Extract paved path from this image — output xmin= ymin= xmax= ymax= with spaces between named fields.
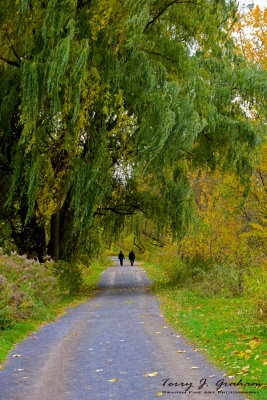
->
xmin=0 ymin=258 xmax=248 ymax=400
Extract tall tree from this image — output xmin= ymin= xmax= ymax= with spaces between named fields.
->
xmin=0 ymin=0 xmax=266 ymax=260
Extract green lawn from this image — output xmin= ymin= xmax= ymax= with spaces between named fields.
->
xmin=143 ymin=261 xmax=267 ymax=400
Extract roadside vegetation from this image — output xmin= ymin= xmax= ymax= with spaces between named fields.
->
xmin=0 ymin=250 xmax=109 ymax=365
xmin=141 ymin=253 xmax=266 ymax=400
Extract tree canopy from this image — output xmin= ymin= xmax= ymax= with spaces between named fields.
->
xmin=0 ymin=0 xmax=266 ymax=260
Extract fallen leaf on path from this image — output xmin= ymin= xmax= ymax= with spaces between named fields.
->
xmin=209 ymin=375 xmax=216 ymax=378
xmin=145 ymin=372 xmax=158 ymax=377
xmin=156 ymin=332 xmax=161 ymax=334
xmin=156 ymin=392 xmax=164 ymax=396
xmin=191 ymin=366 xmax=199 ymax=369
xmin=108 ymin=378 xmax=117 ymax=382
xmin=14 ymin=368 xmax=24 ymax=371
xmin=13 ymin=354 xmax=21 ymax=357
xmin=162 ymin=326 xmax=167 ymax=328
xmin=176 ymin=350 xmax=186 ymax=353
xmin=95 ymin=369 xmax=103 ymax=372
xmin=72 ymin=333 xmax=78 ymax=336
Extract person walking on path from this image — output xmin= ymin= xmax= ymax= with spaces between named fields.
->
xmin=118 ymin=250 xmax=125 ymax=266
xmin=129 ymin=250 xmax=135 ymax=266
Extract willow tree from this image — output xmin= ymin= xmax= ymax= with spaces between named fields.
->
xmin=0 ymin=0 xmax=266 ymax=260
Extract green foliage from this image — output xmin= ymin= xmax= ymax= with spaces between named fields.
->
xmin=0 ymin=250 xmax=108 ymax=363
xmin=0 ymin=0 xmax=266 ymax=260
xmin=54 ymin=261 xmax=82 ymax=294
xmin=143 ymin=261 xmax=267 ymax=400
xmin=0 ymin=250 xmax=58 ymax=330
xmin=244 ymin=267 xmax=267 ymax=321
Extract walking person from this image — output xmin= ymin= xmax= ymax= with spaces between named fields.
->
xmin=128 ymin=250 xmax=135 ymax=266
xmin=118 ymin=250 xmax=125 ymax=266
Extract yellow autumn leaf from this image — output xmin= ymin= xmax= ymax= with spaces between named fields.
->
xmin=108 ymin=378 xmax=118 ymax=382
xmin=176 ymin=350 xmax=186 ymax=353
xmin=13 ymin=354 xmax=22 ymax=357
xmin=249 ymin=340 xmax=260 ymax=349
xmin=191 ymin=366 xmax=199 ymax=369
xmin=145 ymin=372 xmax=158 ymax=377
xmin=156 ymin=393 xmax=164 ymax=396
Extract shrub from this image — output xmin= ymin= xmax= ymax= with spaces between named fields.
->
xmin=0 ymin=250 xmax=60 ymax=330
xmin=54 ymin=261 xmax=82 ymax=294
xmin=243 ymin=266 xmax=267 ymax=321
xmin=191 ymin=263 xmax=241 ymax=297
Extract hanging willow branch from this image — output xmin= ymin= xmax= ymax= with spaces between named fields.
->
xmin=143 ymin=0 xmax=199 ymax=33
xmin=0 ymin=55 xmax=20 ymax=67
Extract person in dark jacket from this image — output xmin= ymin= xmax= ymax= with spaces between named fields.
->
xmin=128 ymin=250 xmax=135 ymax=266
xmin=118 ymin=251 xmax=125 ymax=266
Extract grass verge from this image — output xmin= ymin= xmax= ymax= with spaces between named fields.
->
xmin=143 ymin=261 xmax=267 ymax=400
xmin=0 ymin=254 xmax=110 ymax=366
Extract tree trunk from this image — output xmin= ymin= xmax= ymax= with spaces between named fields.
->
xmin=48 ymin=212 xmax=60 ymax=261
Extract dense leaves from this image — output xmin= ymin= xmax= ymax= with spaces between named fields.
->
xmin=0 ymin=0 xmax=266 ymax=260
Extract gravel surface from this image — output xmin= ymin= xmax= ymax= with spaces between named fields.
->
xmin=0 ymin=258 xmax=249 ymax=400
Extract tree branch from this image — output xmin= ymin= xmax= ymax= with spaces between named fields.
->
xmin=256 ymin=168 xmax=267 ymax=194
xmin=142 ymin=49 xmax=172 ymax=62
xmin=144 ymin=1 xmax=197 ymax=33
xmin=202 ymin=132 xmax=212 ymax=141
xmin=0 ymin=55 xmax=20 ymax=67
xmin=11 ymin=46 xmax=22 ymax=64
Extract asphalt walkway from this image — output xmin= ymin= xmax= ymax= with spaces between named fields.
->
xmin=0 ymin=258 xmax=247 ymax=400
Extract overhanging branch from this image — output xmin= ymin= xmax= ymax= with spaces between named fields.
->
xmin=0 ymin=55 xmax=20 ymax=67
xmin=144 ymin=1 xmax=198 ymax=33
